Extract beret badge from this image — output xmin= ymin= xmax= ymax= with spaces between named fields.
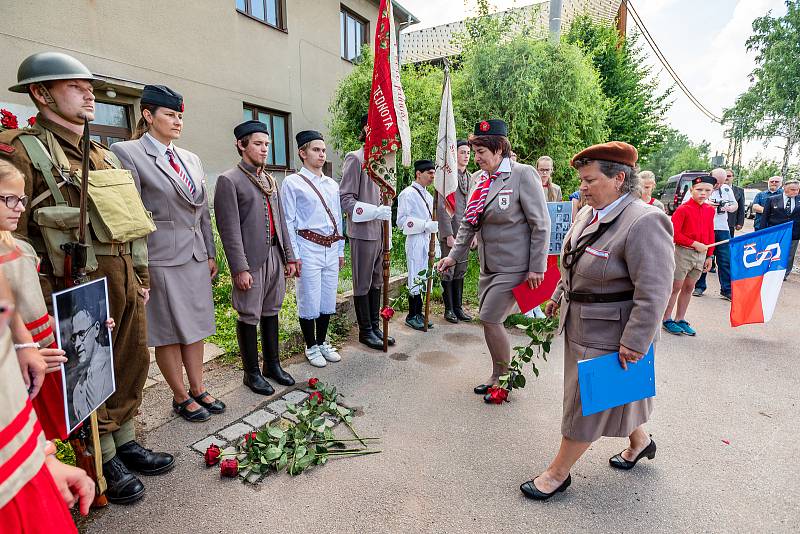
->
xmin=479 ymin=121 xmax=490 ymax=132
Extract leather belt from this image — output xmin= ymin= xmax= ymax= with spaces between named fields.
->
xmin=94 ymin=242 xmax=131 ymax=256
xmin=567 ymin=290 xmax=634 ymax=303
xmin=297 ymin=229 xmax=344 ymax=248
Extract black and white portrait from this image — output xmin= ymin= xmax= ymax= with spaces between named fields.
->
xmin=54 ymin=278 xmax=115 ymax=433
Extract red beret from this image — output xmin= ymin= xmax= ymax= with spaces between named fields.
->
xmin=570 ymin=141 xmax=638 ymax=168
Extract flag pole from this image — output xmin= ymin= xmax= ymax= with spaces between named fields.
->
xmin=382 ymin=194 xmax=391 ymax=352
xmin=424 ymin=191 xmax=438 ymax=331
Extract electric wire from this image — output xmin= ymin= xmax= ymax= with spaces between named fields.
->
xmin=627 ymin=1 xmax=722 ymax=123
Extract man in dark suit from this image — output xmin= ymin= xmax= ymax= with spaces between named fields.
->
xmin=763 ymin=179 xmax=800 ymax=280
xmin=726 ymin=169 xmax=745 ymax=236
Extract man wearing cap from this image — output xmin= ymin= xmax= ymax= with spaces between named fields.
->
xmin=214 ymin=120 xmax=298 ymax=394
xmin=437 ymin=140 xmax=474 ymax=324
xmin=437 ymin=119 xmax=550 ymax=402
xmin=526 ymin=141 xmax=673 ymax=501
xmin=398 ymin=160 xmax=440 ymax=331
xmin=339 ymin=114 xmax=394 ymax=349
xmin=0 ymin=52 xmax=173 ymax=504
xmin=281 ymin=130 xmax=345 ymax=368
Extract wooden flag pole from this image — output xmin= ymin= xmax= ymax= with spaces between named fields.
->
xmin=382 ymin=193 xmax=391 ymax=353
xmin=423 ymin=191 xmax=438 ymax=332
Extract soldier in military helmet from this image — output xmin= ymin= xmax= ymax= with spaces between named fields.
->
xmin=1 ymin=52 xmax=174 ymax=505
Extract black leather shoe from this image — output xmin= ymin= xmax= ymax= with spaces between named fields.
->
xmin=473 ymin=384 xmax=491 ymax=395
xmin=190 ymin=391 xmax=226 ymax=414
xmin=368 ymin=288 xmax=395 ymax=346
xmin=609 ymin=439 xmax=656 ymax=470
xmin=520 ymin=474 xmax=571 ymax=501
xmin=102 ymin=456 xmax=145 ymax=505
xmin=260 ymin=315 xmax=295 ymax=386
xmin=243 ymin=373 xmax=275 ymax=396
xmin=172 ymin=397 xmax=211 ymax=422
xmin=116 ymin=440 xmax=176 ymax=476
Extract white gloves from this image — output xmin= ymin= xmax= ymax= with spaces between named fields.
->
xmin=424 ymin=221 xmax=439 ymax=233
xmin=351 ymin=202 xmax=391 ymax=222
xmin=401 ymin=217 xmax=427 ymax=235
xmin=375 ymin=205 xmax=392 ymax=221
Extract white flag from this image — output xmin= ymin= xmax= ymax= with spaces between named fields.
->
xmin=434 ymin=65 xmax=458 ymax=216
xmin=388 ymin=0 xmax=411 ymax=167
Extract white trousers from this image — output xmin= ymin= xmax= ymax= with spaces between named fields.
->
xmin=405 ymin=232 xmax=439 ymax=295
xmin=296 ymin=237 xmax=340 ymax=319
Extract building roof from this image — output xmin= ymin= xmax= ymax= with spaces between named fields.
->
xmin=392 ymin=1 xmax=420 ymax=25
xmin=400 ymin=0 xmax=622 ymax=64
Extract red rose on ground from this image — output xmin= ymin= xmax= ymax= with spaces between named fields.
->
xmin=486 ymin=386 xmax=509 ymax=404
xmin=26 ymin=116 xmax=36 ymax=126
xmin=380 ymin=306 xmax=395 ymax=320
xmin=308 ymin=391 xmax=323 ymax=404
xmin=1 ymin=109 xmax=19 ymax=129
xmin=204 ymin=444 xmax=221 ymax=466
xmin=220 ymin=458 xmax=239 ymax=477
xmin=479 ymin=121 xmax=490 ymax=132
xmin=308 ymin=377 xmax=319 ymax=388
xmin=244 ymin=431 xmax=257 ymax=444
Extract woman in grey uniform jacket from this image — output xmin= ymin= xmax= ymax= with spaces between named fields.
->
xmin=111 ymin=85 xmax=223 ymax=422
xmin=437 ymin=119 xmax=550 ymax=401
xmin=521 ymin=142 xmax=674 ymax=501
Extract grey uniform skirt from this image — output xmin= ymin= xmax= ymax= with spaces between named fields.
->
xmin=477 ymin=270 xmax=527 ymax=323
xmin=561 ymin=333 xmax=654 ymax=442
xmin=146 ymin=258 xmax=215 ymax=346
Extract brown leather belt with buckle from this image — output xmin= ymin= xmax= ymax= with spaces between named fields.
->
xmin=297 ymin=229 xmax=344 ymax=248
xmin=567 ymin=290 xmax=634 ymax=303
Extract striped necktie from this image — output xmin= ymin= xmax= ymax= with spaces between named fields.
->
xmin=165 ymin=148 xmax=196 ymax=197
xmin=463 ymin=172 xmax=498 ymax=226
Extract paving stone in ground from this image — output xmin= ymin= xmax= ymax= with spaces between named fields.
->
xmin=242 ymin=409 xmax=278 ymax=429
xmin=217 ymin=422 xmax=254 ymax=442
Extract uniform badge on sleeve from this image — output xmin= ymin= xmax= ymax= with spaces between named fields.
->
xmin=407 ymin=221 xmax=414 ymax=228
xmin=356 ymin=207 xmax=363 ymax=215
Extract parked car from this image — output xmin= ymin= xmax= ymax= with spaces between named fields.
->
xmin=744 ymin=188 xmax=760 ymax=219
xmin=658 ymin=171 xmax=709 ymax=214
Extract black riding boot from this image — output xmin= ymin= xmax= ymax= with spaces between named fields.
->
xmin=453 ymin=278 xmax=472 ymax=321
xmin=260 ymin=315 xmax=294 ymax=386
xmin=368 ymin=287 xmax=395 ymax=346
xmin=237 ymin=321 xmax=274 ymax=395
xmin=354 ymin=295 xmax=384 ymax=349
xmin=441 ymin=280 xmax=458 ymax=323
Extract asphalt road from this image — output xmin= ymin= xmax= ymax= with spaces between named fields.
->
xmin=87 ymin=240 xmax=800 ymax=534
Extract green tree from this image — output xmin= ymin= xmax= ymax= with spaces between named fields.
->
xmin=725 ymin=0 xmax=800 ymax=175
xmin=565 ymin=15 xmax=673 ymax=163
xmin=739 ymin=156 xmax=781 ymax=186
xmin=454 ymin=14 xmax=610 ymax=193
xmin=327 ymin=48 xmax=443 ymax=192
xmin=642 ymin=127 xmax=711 ymax=181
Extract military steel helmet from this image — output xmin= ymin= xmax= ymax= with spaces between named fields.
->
xmin=9 ymin=52 xmax=99 ymax=93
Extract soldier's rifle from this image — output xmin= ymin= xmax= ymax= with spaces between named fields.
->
xmin=65 ymin=116 xmax=108 ymax=508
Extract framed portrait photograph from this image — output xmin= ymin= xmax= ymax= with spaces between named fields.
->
xmin=53 ymin=278 xmax=115 ymax=433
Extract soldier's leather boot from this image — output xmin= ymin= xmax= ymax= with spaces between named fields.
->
xmin=102 ymin=456 xmax=145 ymax=505
xmin=355 ymin=295 xmax=384 ymax=350
xmin=441 ymin=280 xmax=459 ymax=323
xmin=237 ymin=321 xmax=274 ymax=395
xmin=453 ymin=278 xmax=472 ymax=321
xmin=260 ymin=315 xmax=294 ymax=386
xmin=368 ymin=287 xmax=395 ymax=346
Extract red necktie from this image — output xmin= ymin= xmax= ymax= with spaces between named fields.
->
xmin=464 ymin=172 xmax=499 ymax=226
xmin=165 ymin=149 xmax=196 ymax=197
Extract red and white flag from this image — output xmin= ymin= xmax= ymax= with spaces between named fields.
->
xmin=434 ymin=64 xmax=458 ymax=216
xmin=365 ymin=0 xmax=411 ymax=199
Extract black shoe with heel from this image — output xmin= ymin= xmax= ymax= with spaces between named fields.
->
xmin=609 ymin=439 xmax=656 ymax=470
xmin=116 ymin=440 xmax=175 ymax=475
xmin=473 ymin=384 xmax=491 ymax=395
xmin=190 ymin=391 xmax=225 ymax=414
xmin=520 ymin=474 xmax=572 ymax=501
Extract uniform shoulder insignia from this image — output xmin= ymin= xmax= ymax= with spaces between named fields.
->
xmin=0 ymin=143 xmax=15 ymax=155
